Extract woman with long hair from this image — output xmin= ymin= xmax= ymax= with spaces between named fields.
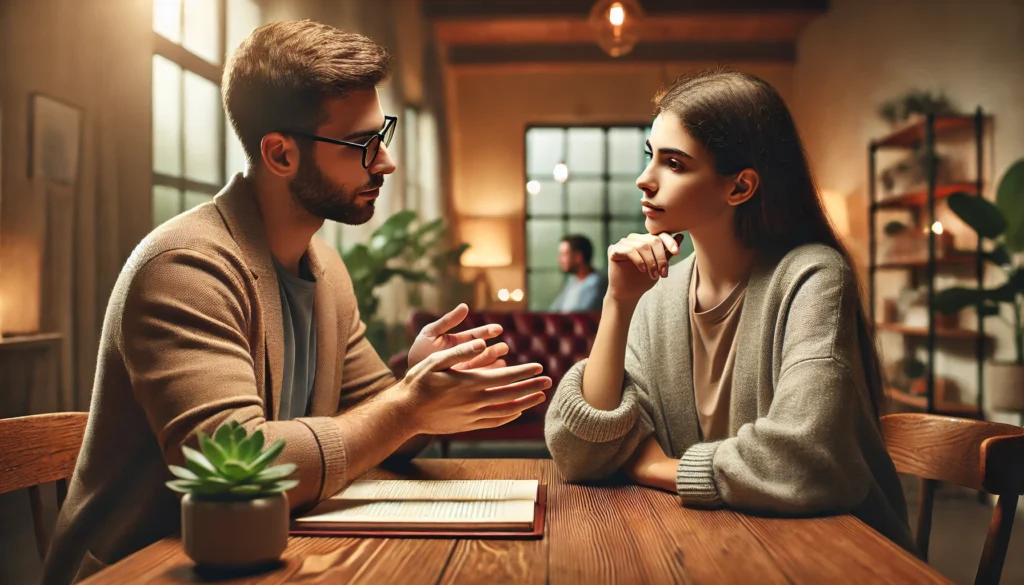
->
xmin=544 ymin=69 xmax=915 ymax=553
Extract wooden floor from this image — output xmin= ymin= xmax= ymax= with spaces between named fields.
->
xmin=2 ymin=441 xmax=1022 ymax=585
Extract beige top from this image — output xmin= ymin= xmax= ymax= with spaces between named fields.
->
xmin=688 ymin=265 xmax=747 ymax=441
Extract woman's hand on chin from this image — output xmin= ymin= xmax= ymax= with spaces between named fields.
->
xmin=607 ymin=232 xmax=685 ymax=301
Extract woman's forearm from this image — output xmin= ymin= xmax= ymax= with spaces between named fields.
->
xmin=581 ymin=296 xmax=639 ymax=410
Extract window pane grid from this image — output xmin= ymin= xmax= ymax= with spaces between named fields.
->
xmin=525 ymin=125 xmax=652 ymax=309
xmin=152 ymin=0 xmax=256 ymax=226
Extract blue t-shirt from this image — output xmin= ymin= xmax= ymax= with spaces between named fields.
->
xmin=548 ymin=272 xmax=607 ymax=313
xmin=273 ymin=255 xmax=317 ymax=420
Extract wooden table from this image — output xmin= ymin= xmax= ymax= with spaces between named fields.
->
xmin=84 ymin=459 xmax=952 ymax=584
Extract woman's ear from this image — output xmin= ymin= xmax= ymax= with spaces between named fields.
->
xmin=728 ymin=169 xmax=760 ymax=206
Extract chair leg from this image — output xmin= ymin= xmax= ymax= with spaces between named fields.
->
xmin=915 ymin=478 xmax=936 ymax=562
xmin=28 ymin=485 xmax=49 ymax=561
xmin=974 ymin=494 xmax=1018 ymax=585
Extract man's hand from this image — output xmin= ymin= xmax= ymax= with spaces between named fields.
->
xmin=625 ymin=435 xmax=679 ymax=493
xmin=397 ymin=339 xmax=552 ymax=436
xmin=407 ymin=303 xmax=508 ymax=372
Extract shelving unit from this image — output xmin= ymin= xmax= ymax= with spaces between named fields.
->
xmin=868 ymin=111 xmax=988 ymax=417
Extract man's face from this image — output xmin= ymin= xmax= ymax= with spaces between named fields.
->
xmin=557 ymin=241 xmax=580 ymax=273
xmin=289 ymin=89 xmax=397 ymax=225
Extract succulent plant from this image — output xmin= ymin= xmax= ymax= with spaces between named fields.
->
xmin=166 ymin=421 xmax=298 ymax=500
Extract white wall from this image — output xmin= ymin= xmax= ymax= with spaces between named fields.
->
xmin=792 ymin=0 xmax=1024 ymax=425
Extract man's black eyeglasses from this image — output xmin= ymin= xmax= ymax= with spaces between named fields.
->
xmin=282 ymin=115 xmax=397 ymax=168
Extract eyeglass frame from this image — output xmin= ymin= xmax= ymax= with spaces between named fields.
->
xmin=279 ymin=115 xmax=398 ymax=169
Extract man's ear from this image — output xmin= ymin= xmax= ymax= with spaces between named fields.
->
xmin=260 ymin=133 xmax=301 ymax=178
xmin=727 ymin=168 xmax=760 ymax=206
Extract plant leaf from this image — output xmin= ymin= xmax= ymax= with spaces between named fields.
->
xmin=984 ymin=245 xmax=1011 ymax=268
xmin=247 ymin=438 xmax=286 ymax=475
xmin=199 ymin=433 xmax=229 ymax=471
xmin=947 ymin=191 xmax=1006 ymax=240
xmin=980 ymin=303 xmax=1001 ymax=317
xmin=264 ymin=479 xmax=300 ymax=494
xmin=222 ymin=460 xmax=253 ymax=482
xmin=168 ymin=465 xmax=199 ymax=481
xmin=995 ymin=159 xmax=1024 ymax=251
xmin=231 ymin=424 xmax=247 ymax=453
xmin=214 ymin=423 xmax=233 ymax=451
xmin=182 ymin=446 xmax=217 ymax=478
xmin=166 ymin=479 xmax=202 ymax=493
xmin=253 ymin=463 xmax=296 ymax=484
xmin=239 ymin=430 xmax=264 ymax=463
xmin=933 ymin=287 xmax=980 ymax=315
xmin=228 ymin=484 xmax=263 ymax=497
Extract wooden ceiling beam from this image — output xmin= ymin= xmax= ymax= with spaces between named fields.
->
xmin=423 ymin=0 xmax=829 ymax=19
xmin=446 ymin=41 xmax=796 ymax=66
xmin=434 ymin=13 xmax=820 ymax=45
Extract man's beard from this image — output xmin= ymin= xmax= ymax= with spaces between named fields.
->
xmin=289 ymin=160 xmax=384 ymax=226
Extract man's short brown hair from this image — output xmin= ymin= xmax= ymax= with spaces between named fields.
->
xmin=223 ymin=19 xmax=392 ymax=167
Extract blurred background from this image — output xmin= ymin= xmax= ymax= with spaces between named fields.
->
xmin=1 ymin=1 xmax=1023 ymax=583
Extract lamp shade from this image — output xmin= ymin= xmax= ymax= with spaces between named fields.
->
xmin=459 ymin=218 xmax=514 ymax=268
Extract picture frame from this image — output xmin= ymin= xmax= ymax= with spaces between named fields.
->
xmin=28 ymin=93 xmax=83 ymax=186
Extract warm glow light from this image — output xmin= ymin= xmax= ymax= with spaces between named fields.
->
xmin=608 ymin=3 xmax=625 ymax=25
xmin=510 ymin=289 xmax=525 ymax=302
xmin=553 ymin=163 xmax=569 ymax=183
xmin=526 ymin=180 xmax=541 ymax=195
xmin=932 ymin=221 xmax=944 ymax=234
xmin=497 ymin=288 xmax=511 ymax=302
xmin=459 ymin=218 xmax=514 ymax=268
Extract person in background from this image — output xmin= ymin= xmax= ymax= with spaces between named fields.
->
xmin=548 ymin=234 xmax=608 ymax=313
xmin=544 ymin=69 xmax=916 ymax=554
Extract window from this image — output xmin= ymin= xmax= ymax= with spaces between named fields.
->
xmin=151 ymin=0 xmax=261 ymax=227
xmin=527 ymin=125 xmax=695 ymax=311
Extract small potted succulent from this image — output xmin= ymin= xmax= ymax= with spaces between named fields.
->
xmin=166 ymin=421 xmax=297 ymax=568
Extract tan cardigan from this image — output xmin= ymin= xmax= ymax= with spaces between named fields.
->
xmin=42 ymin=175 xmax=396 ymax=584
xmin=545 ymin=244 xmax=917 ymax=554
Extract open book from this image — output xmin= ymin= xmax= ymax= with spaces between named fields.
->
xmin=291 ymin=479 xmax=544 ymax=536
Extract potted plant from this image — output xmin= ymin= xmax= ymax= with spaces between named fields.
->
xmin=934 ymin=159 xmax=1024 ymax=412
xmin=166 ymin=421 xmax=298 ymax=568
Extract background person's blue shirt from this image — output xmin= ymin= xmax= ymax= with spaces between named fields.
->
xmin=548 ymin=272 xmax=607 ymax=313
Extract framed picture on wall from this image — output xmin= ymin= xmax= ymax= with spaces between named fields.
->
xmin=28 ymin=93 xmax=83 ymax=186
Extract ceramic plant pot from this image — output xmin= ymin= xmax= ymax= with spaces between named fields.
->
xmin=181 ymin=493 xmax=288 ymax=568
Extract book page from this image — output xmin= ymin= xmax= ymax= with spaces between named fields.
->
xmin=335 ymin=479 xmax=539 ymax=502
xmin=298 ymin=499 xmax=536 ymax=527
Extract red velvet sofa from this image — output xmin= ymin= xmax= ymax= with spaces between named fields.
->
xmin=388 ymin=311 xmax=600 ymax=455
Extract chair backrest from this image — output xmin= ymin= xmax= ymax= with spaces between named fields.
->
xmin=0 ymin=412 xmax=89 ymax=560
xmin=881 ymin=413 xmax=1024 ymax=585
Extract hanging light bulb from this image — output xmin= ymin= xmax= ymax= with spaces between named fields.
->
xmin=526 ymin=180 xmax=541 ymax=195
xmin=588 ymin=0 xmax=644 ymax=58
xmin=553 ymin=162 xmax=569 ymax=183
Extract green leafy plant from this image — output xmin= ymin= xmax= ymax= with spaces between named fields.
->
xmin=877 ymin=89 xmax=958 ymax=126
xmin=934 ymin=159 xmax=1024 ymax=363
xmin=166 ymin=421 xmax=298 ymax=500
xmin=341 ymin=210 xmax=471 ymax=356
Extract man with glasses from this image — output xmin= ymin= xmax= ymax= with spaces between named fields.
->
xmin=42 ymin=21 xmax=550 ymax=584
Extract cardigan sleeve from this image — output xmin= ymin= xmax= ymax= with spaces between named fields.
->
xmin=544 ymin=296 xmax=659 ymax=481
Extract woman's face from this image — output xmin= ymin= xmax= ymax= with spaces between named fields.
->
xmin=636 ymin=112 xmax=736 ymax=236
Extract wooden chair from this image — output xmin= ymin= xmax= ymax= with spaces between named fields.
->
xmin=881 ymin=413 xmax=1024 ymax=585
xmin=0 ymin=412 xmax=88 ymax=560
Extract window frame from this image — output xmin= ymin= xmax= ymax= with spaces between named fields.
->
xmin=523 ymin=123 xmax=652 ymax=310
xmin=152 ymin=0 xmax=228 ymax=220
